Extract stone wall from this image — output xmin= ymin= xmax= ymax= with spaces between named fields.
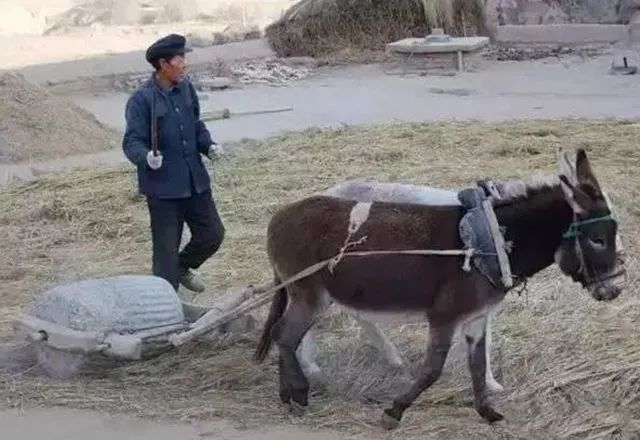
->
xmin=486 ymin=0 xmax=640 ymax=26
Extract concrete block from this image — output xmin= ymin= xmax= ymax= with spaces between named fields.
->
xmin=386 ymin=37 xmax=490 ymax=54
xmin=496 ymin=24 xmax=628 ymax=44
xmin=631 ymin=23 xmax=640 ymax=42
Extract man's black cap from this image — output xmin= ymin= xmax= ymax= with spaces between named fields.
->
xmin=145 ymin=33 xmax=192 ymax=65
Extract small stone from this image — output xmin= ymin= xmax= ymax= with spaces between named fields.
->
xmin=187 ymin=31 xmax=215 ymax=48
xmin=200 ymin=77 xmax=232 ymax=90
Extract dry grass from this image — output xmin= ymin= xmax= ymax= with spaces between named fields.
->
xmin=0 ymin=72 xmax=121 ymax=164
xmin=1 ymin=120 xmax=640 ymax=439
xmin=265 ymin=0 xmax=487 ymax=58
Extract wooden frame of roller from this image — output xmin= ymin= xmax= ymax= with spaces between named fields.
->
xmin=12 ymin=284 xmax=266 ymax=360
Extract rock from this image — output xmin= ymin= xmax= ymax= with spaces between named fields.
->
xmin=282 ymin=56 xmax=319 ymax=68
xmin=187 ymin=30 xmax=215 ymax=48
xmin=199 ymin=77 xmax=233 ymax=90
xmin=27 ymin=275 xmax=185 ymax=334
xmin=0 ymin=3 xmax=46 ymax=36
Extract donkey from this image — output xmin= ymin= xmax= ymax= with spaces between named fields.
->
xmin=301 ymin=175 xmax=625 ymax=393
xmin=254 ymin=149 xmax=625 ymax=427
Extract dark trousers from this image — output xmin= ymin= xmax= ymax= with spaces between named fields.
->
xmin=146 ymin=190 xmax=225 ymax=290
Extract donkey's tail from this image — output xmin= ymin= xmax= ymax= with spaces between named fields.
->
xmin=253 ymin=276 xmax=288 ymax=363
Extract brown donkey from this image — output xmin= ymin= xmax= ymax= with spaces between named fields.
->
xmin=254 ymin=149 xmax=625 ymax=428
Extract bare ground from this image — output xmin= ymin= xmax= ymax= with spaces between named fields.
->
xmin=0 ymin=408 xmax=343 ymax=440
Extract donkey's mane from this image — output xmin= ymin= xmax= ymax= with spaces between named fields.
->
xmin=494 ymin=174 xmax=560 ymax=203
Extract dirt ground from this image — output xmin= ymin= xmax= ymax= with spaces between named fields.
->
xmin=74 ymin=51 xmax=640 ymax=140
xmin=2 ymin=43 xmax=639 ymax=186
xmin=1 ymin=408 xmax=343 ymax=440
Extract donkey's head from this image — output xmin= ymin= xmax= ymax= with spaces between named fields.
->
xmin=555 ymin=149 xmax=625 ymax=301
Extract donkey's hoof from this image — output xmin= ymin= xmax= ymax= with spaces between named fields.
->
xmin=380 ymin=410 xmax=401 ymax=431
xmin=308 ymin=370 xmax=328 ymax=390
xmin=478 ymin=405 xmax=504 ymax=423
xmin=486 ymin=378 xmax=504 ymax=393
xmin=279 ymin=390 xmax=291 ymax=405
xmin=289 ymin=401 xmax=308 ymax=417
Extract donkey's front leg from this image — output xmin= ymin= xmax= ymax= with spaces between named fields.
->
xmin=381 ymin=322 xmax=456 ymax=430
xmin=464 ymin=315 xmax=504 ymax=423
xmin=297 ymin=329 xmax=322 ymax=377
xmin=353 ymin=315 xmax=404 ymax=369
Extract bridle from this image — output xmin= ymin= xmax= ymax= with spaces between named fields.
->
xmin=562 ymin=213 xmax=614 ymax=240
xmin=562 ymin=213 xmax=625 ymax=287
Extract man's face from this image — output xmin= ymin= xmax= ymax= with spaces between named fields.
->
xmin=159 ymin=54 xmax=186 ymax=84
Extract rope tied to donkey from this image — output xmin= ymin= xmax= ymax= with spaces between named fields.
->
xmin=328 ymin=201 xmax=476 ymax=274
xmin=330 ymin=247 xmax=476 ymax=272
xmin=171 ymin=246 xmax=478 ymax=346
xmin=328 ymin=235 xmax=368 ymax=274
xmin=328 ymin=237 xmax=476 ymax=275
xmin=329 ymin=202 xmax=372 ymax=274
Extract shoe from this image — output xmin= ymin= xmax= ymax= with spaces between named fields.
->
xmin=179 ymin=268 xmax=206 ymax=293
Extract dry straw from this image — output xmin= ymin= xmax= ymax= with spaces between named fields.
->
xmin=265 ymin=0 xmax=487 ymax=57
xmin=0 ymin=72 xmax=120 ymax=163
xmin=0 ymin=120 xmax=639 ymax=439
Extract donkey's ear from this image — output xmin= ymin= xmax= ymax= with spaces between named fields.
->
xmin=560 ymin=174 xmax=590 ymax=214
xmin=575 ymin=149 xmax=603 ymax=196
xmin=557 ymin=148 xmax=577 ymax=184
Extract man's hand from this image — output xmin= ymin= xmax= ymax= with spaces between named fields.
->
xmin=147 ymin=150 xmax=163 ymax=170
xmin=207 ymin=143 xmax=225 ymax=161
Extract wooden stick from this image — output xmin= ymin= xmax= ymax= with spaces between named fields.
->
xmin=201 ymin=107 xmax=293 ymax=122
xmin=151 ymin=88 xmax=159 ymax=156
xmin=14 ymin=315 xmax=143 ymax=359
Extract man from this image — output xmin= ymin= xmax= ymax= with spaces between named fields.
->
xmin=122 ymin=33 xmax=225 ymax=294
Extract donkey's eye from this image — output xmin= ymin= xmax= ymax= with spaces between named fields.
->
xmin=590 ymin=238 xmax=606 ymax=248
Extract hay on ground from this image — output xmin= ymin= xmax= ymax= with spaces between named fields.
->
xmin=0 ymin=72 xmax=121 ymax=163
xmin=0 ymin=120 xmax=639 ymax=439
xmin=265 ymin=0 xmax=487 ymax=57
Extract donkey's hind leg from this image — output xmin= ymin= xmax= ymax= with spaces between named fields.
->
xmin=272 ymin=286 xmax=329 ymax=414
xmin=464 ymin=314 xmax=504 ymax=423
xmin=381 ymin=321 xmax=456 ymax=430
xmin=485 ymin=313 xmax=504 ymax=393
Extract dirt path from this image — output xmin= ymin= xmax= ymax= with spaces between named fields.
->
xmin=16 ymin=39 xmax=273 ymax=86
xmin=2 ymin=50 xmax=639 ymax=186
xmin=75 ymin=52 xmax=640 ymax=140
xmin=1 ymin=408 xmax=345 ymax=440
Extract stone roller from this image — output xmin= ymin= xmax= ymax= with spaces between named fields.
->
xmin=13 ymin=275 xmax=257 ymax=379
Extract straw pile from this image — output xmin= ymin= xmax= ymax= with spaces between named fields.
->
xmin=265 ymin=0 xmax=487 ymax=57
xmin=0 ymin=72 xmax=120 ymax=163
xmin=0 ymin=120 xmax=639 ymax=439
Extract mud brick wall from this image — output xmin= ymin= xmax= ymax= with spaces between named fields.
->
xmin=486 ymin=0 xmax=640 ymax=26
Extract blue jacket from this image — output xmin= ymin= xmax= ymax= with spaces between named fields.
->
xmin=122 ymin=76 xmax=215 ymax=199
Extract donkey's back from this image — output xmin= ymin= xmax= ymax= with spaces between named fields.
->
xmin=325 ymin=179 xmax=460 ymax=206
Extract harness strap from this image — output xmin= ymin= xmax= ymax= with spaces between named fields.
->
xmin=170 ymin=247 xmax=477 ymax=346
xmin=563 ymin=214 xmax=614 ymax=239
xmin=481 ymin=199 xmax=513 ymax=289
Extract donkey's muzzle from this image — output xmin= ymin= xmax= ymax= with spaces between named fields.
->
xmin=590 ymin=268 xmax=626 ymax=301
